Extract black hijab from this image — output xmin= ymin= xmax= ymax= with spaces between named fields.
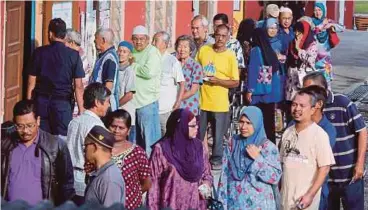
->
xmin=252 ymin=28 xmax=279 ymax=73
xmin=237 ymin=18 xmax=256 ymax=45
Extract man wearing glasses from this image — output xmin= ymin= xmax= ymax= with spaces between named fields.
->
xmin=1 ymin=100 xmax=75 ymax=206
xmin=83 ymin=125 xmax=125 ymax=207
xmin=66 ymin=82 xmax=111 ymax=205
xmin=196 ymin=24 xmax=239 ymax=170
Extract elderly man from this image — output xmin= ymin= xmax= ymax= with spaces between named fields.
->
xmin=131 ymin=25 xmax=162 ymax=155
xmin=303 ymin=72 xmax=367 ymax=210
xmin=66 ymin=83 xmax=111 ymax=205
xmin=279 ymin=6 xmax=294 ymax=49
xmin=90 ymin=28 xmax=119 ymax=112
xmin=197 ymin=24 xmax=239 ymax=170
xmin=257 ymin=4 xmax=280 ymax=28
xmin=212 ymin=13 xmax=245 ymax=74
xmin=191 ymin=15 xmax=215 ymax=57
xmin=27 ymin=18 xmax=85 ymax=139
xmin=152 ymin=31 xmax=185 ymax=135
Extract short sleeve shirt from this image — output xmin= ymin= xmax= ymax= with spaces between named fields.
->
xmin=196 ymin=45 xmax=239 ymax=112
xmin=180 ymin=57 xmax=203 ymax=116
xmin=118 ymin=65 xmax=136 ymax=125
xmin=279 ymin=123 xmax=335 ymax=210
xmin=159 ymin=52 xmax=185 ymax=114
xmin=226 ymin=37 xmax=245 ymax=69
xmin=28 ymin=41 xmax=85 ymax=97
xmin=85 ymin=161 xmax=125 ymax=207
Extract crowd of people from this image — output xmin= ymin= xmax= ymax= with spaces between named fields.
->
xmin=1 ymin=2 xmax=367 ymax=210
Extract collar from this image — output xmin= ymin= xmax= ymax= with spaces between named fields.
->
xmin=119 ymin=63 xmax=131 ymax=71
xmin=326 ymin=90 xmax=334 ymax=104
xmin=84 ymin=110 xmax=102 ymax=120
xmin=90 ymin=161 xmax=114 ymax=177
xmin=98 ymin=46 xmax=115 ymax=58
xmin=280 ymin=27 xmax=293 ymax=34
xmin=317 ymin=114 xmax=329 ymax=127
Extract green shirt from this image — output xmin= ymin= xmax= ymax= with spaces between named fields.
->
xmin=132 ymin=44 xmax=162 ymax=108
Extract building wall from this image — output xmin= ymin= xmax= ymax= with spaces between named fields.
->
xmin=233 ymin=0 xmax=244 ymax=37
xmin=124 ymin=1 xmax=146 ymax=40
xmin=217 ymin=1 xmax=234 ymax=26
xmin=244 ymin=1 xmax=263 ymax=20
xmin=0 ymin=1 xmax=4 ymax=121
xmin=175 ymin=1 xmax=193 ymax=38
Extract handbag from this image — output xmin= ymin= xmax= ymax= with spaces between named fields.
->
xmin=328 ymin=28 xmax=340 ymax=48
xmin=253 ymin=48 xmax=273 ymax=95
xmin=207 ymin=185 xmax=224 ymax=210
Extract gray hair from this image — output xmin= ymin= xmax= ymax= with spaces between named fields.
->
xmin=154 ymin=31 xmax=171 ymax=45
xmin=65 ymin=29 xmax=81 ymax=46
xmin=293 ymin=89 xmax=318 ymax=107
xmin=303 ymin=72 xmax=328 ymax=90
xmin=175 ymin=35 xmax=196 ymax=53
xmin=95 ymin=28 xmax=115 ymax=45
xmin=192 ymin=15 xmax=209 ymax=28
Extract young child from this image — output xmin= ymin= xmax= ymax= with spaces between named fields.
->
xmin=117 ymin=41 xmax=136 ymax=142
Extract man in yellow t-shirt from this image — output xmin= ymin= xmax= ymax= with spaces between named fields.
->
xmin=196 ymin=24 xmax=239 ymax=169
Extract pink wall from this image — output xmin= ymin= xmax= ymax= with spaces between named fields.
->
xmin=0 ymin=1 xmax=4 ymax=119
xmin=243 ymin=1 xmax=263 ymax=20
xmin=124 ymin=1 xmax=146 ymax=40
xmin=175 ymin=1 xmax=193 ymax=38
xmin=217 ymin=1 xmax=234 ymax=25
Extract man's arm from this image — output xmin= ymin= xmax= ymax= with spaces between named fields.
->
xmin=298 ymin=165 xmax=330 ymax=208
xmin=353 ymin=128 xmax=367 ymax=181
xmin=207 ymin=77 xmax=239 ymax=88
xmin=119 ymin=92 xmax=134 ymax=107
xmin=173 ymin=82 xmax=185 ymax=110
xmin=132 ymin=49 xmax=161 ymax=79
xmin=27 ymin=75 xmax=36 ymax=99
xmin=74 ymin=78 xmax=85 ymax=114
xmin=101 ymin=60 xmax=116 ymax=91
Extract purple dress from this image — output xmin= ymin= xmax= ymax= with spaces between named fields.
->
xmin=147 ymin=143 xmax=213 ymax=210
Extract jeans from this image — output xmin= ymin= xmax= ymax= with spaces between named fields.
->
xmin=327 ymin=179 xmax=364 ymax=210
xmin=128 ymin=125 xmax=136 ymax=143
xmin=36 ymin=96 xmax=72 ymax=136
xmin=136 ymin=101 xmax=161 ymax=156
xmin=199 ymin=110 xmax=229 ymax=165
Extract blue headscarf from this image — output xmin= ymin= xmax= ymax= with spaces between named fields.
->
xmin=312 ymin=2 xmax=328 ymax=43
xmin=266 ymin=18 xmax=279 ymax=29
xmin=229 ymin=106 xmax=268 ymax=181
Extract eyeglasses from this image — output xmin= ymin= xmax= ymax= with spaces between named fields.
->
xmin=15 ymin=122 xmax=37 ymax=131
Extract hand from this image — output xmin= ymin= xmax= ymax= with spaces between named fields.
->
xmin=323 ymin=18 xmax=329 ymax=25
xmin=246 ymin=144 xmax=261 ymax=159
xmin=84 ymin=162 xmax=95 ymax=174
xmin=246 ymin=92 xmax=252 ymax=103
xmin=207 ymin=76 xmax=219 ymax=85
xmin=295 ymin=39 xmax=301 ymax=51
xmin=172 ymin=102 xmax=181 ymax=110
xmin=352 ymin=164 xmax=364 ymax=182
xmin=128 ymin=56 xmax=135 ymax=65
xmin=297 ymin=193 xmax=314 ymax=209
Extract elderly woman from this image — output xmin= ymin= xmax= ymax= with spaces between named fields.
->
xmin=218 ymin=106 xmax=282 ymax=210
xmin=147 ymin=109 xmax=212 ymax=210
xmin=175 ymin=35 xmax=203 ymax=117
xmin=104 ymin=109 xmax=151 ymax=210
xmin=246 ymin=18 xmax=287 ymax=143
xmin=286 ymin=21 xmax=318 ymax=101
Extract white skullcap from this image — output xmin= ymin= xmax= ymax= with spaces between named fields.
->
xmin=132 ymin=25 xmax=148 ymax=35
xmin=266 ymin=4 xmax=280 ymax=18
xmin=280 ymin=6 xmax=293 ymax=14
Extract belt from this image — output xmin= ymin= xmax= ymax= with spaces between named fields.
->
xmin=36 ymin=92 xmax=72 ymax=101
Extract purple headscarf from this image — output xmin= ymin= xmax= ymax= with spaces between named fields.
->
xmin=160 ymin=109 xmax=204 ymax=183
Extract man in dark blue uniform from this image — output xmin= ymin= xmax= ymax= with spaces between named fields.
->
xmin=27 ymin=18 xmax=85 ymax=138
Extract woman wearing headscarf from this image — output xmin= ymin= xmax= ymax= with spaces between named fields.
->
xmin=147 ymin=109 xmax=212 ymax=210
xmin=217 ymin=106 xmax=282 ymax=210
xmin=311 ymin=2 xmax=342 ymax=89
xmin=236 ymin=18 xmax=256 ymax=86
xmin=245 ymin=18 xmax=287 ymax=143
xmin=286 ymin=20 xmax=318 ymax=101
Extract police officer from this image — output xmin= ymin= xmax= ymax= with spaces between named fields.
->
xmin=27 ymin=18 xmax=85 ymax=139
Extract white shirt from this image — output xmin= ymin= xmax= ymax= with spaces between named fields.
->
xmin=118 ymin=64 xmax=136 ymax=125
xmin=158 ymin=51 xmax=185 ymax=114
xmin=66 ymin=110 xmax=106 ymax=196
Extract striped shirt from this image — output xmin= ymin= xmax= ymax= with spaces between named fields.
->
xmin=324 ymin=92 xmax=366 ymax=183
xmin=66 ymin=110 xmax=106 ymax=196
